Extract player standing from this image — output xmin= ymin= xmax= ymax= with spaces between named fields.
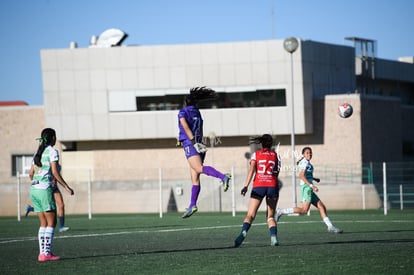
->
xmin=29 ymin=128 xmax=74 ymax=261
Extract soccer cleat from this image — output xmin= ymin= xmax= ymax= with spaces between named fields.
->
xmin=38 ymin=253 xmax=61 ymax=262
xmin=328 ymin=226 xmax=343 ymax=234
xmin=38 ymin=254 xmax=47 ymax=262
xmin=275 ymin=208 xmax=283 ymax=222
xmin=59 ymin=227 xmax=70 ymax=232
xmin=234 ymin=231 xmax=247 ymax=248
xmin=45 ymin=253 xmax=61 ymax=261
xmin=25 ymin=205 xmax=34 ymax=217
xmin=222 ymin=173 xmax=231 ymax=192
xmin=270 ymin=235 xmax=279 ymax=246
xmin=182 ymin=205 xmax=198 ymax=218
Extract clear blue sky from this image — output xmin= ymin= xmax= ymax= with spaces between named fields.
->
xmin=0 ymin=0 xmax=412 ymax=106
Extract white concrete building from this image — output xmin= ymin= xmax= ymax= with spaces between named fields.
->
xmin=1 ymin=36 xmax=413 ymax=216
xmin=40 ymin=39 xmax=355 ymax=142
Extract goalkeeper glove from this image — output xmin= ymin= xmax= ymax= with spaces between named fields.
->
xmin=191 ymin=137 xmax=207 ymax=153
xmin=241 ymin=186 xmax=248 ymax=196
xmin=194 ymin=143 xmax=207 ymax=153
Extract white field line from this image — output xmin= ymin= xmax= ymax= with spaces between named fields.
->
xmin=1 ymin=219 xmax=412 ymax=245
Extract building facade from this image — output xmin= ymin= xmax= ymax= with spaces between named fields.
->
xmin=1 ymin=38 xmax=413 ymax=215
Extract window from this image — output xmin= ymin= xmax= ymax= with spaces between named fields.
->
xmin=135 ymin=89 xmax=286 ymax=111
xmin=12 ymin=155 xmax=32 ymax=177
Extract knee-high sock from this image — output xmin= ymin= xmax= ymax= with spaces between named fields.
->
xmin=241 ymin=222 xmax=251 ymax=233
xmin=59 ymin=216 xmax=65 ymax=228
xmin=202 ymin=166 xmax=225 ymax=180
xmin=44 ymin=227 xmax=55 ymax=255
xmin=323 ymin=217 xmax=333 ymax=228
xmin=38 ymin=227 xmax=46 ymax=254
xmin=190 ymin=185 xmax=201 ymax=207
xmin=269 ymin=226 xmax=277 ymax=236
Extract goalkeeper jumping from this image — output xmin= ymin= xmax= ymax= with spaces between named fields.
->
xmin=177 ymin=87 xmax=231 ymax=218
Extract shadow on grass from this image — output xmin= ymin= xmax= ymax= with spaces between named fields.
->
xmin=285 ymin=238 xmax=414 ymax=247
xmin=61 ymin=244 xmax=236 ymax=260
xmin=349 ymin=229 xmax=414 ymax=234
xmin=58 ymin=232 xmax=414 ymax=261
xmin=73 ymin=224 xmax=184 ymax=233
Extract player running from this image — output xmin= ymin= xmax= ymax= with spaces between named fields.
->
xmin=234 ymin=134 xmax=281 ymax=247
xmin=276 ymin=146 xmax=343 ymax=233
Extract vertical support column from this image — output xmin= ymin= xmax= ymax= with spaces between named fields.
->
xmin=383 ymin=162 xmax=387 ymax=216
xmin=362 ymin=184 xmax=366 ymax=210
xmin=231 ymin=166 xmax=236 ymax=217
xmin=159 ymin=167 xmax=163 ymax=218
xmin=17 ymin=172 xmax=21 ymax=222
xmin=88 ymin=169 xmax=92 ymax=220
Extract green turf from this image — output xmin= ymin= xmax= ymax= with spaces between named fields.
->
xmin=1 ymin=210 xmax=413 ymax=274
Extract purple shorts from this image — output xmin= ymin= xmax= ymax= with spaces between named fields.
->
xmin=182 ymin=140 xmax=206 ymax=163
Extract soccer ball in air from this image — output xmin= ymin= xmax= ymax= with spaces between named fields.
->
xmin=338 ymin=103 xmax=353 ymax=118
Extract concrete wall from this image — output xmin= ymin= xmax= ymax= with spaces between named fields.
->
xmin=402 ymin=105 xmax=414 ymax=161
xmin=41 ymin=40 xmax=307 ymax=141
xmin=40 ymin=39 xmax=356 ymax=142
xmin=1 ymin=171 xmax=381 ymax=217
xmin=1 ymin=93 xmax=387 ymax=216
xmin=308 ymin=94 xmax=363 ymax=165
xmin=361 ymin=96 xmax=403 ymax=162
xmin=0 ymin=106 xmax=45 ymax=184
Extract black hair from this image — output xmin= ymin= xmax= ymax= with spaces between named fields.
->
xmin=184 ymin=86 xmax=217 ymax=106
xmin=249 ymin=134 xmax=274 ymax=149
xmin=33 ymin=128 xmax=56 ymax=167
xmin=296 ymin=146 xmax=312 ymax=165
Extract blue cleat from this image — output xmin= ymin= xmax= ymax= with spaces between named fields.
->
xmin=182 ymin=205 xmax=198 ymax=218
xmin=222 ymin=173 xmax=231 ymax=192
xmin=25 ymin=205 xmax=34 ymax=217
xmin=234 ymin=230 xmax=247 ymax=248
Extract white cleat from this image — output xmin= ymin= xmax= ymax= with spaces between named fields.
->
xmin=275 ymin=209 xmax=283 ymax=222
xmin=270 ymin=235 xmax=279 ymax=246
xmin=59 ymin=227 xmax=70 ymax=232
xmin=328 ymin=226 xmax=343 ymax=234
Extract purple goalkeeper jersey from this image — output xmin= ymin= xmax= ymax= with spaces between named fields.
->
xmin=178 ymin=105 xmax=203 ymax=143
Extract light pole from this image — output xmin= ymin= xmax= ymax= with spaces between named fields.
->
xmin=284 ymin=37 xmax=299 ymax=207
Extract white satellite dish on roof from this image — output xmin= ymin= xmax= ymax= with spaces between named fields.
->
xmin=95 ymin=28 xmax=128 ymax=48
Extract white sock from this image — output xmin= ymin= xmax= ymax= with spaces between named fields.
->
xmin=323 ymin=217 xmax=333 ymax=228
xmin=282 ymin=208 xmax=294 ymax=215
xmin=44 ymin=227 xmax=55 ymax=255
xmin=38 ymin=227 xmax=46 ymax=255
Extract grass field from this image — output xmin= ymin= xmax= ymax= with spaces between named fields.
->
xmin=1 ymin=210 xmax=413 ymax=274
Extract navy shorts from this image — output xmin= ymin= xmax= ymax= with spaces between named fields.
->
xmin=250 ymin=186 xmax=279 ymax=200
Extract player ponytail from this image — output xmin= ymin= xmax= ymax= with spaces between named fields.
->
xmin=33 ymin=128 xmax=56 ymax=167
xmin=249 ymin=134 xmax=274 ymax=149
